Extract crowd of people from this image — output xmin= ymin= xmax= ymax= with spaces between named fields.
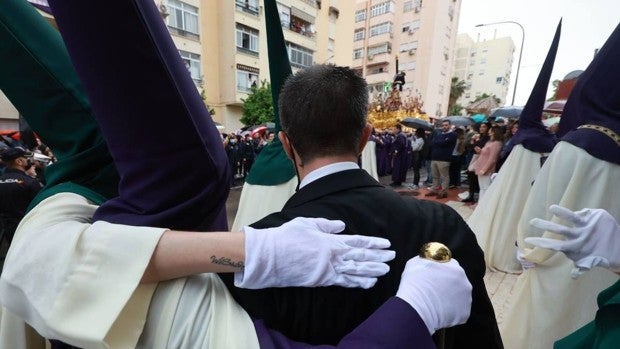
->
xmin=370 ymin=116 xmax=528 ymax=203
xmin=223 ymin=132 xmax=274 ymax=185
xmin=0 ymin=1 xmax=617 ymax=349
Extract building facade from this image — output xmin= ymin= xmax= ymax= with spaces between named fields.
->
xmin=352 ymin=0 xmax=461 ymax=118
xmin=453 ymin=33 xmax=515 ymax=107
xmin=200 ymin=0 xmax=354 ymax=132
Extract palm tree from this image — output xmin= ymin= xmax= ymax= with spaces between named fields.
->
xmin=449 ymin=77 xmax=466 ymax=111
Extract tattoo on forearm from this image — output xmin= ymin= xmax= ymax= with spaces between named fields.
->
xmin=210 ymin=255 xmax=245 ymax=270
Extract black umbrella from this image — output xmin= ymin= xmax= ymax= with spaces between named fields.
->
xmin=490 ymin=106 xmax=524 ymax=119
xmin=400 ymin=117 xmax=433 ymax=131
xmin=443 ymin=115 xmax=475 ymax=127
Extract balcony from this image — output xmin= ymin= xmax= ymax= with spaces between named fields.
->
xmin=289 ymin=14 xmax=316 ymax=39
xmin=235 ymin=0 xmax=259 ymax=15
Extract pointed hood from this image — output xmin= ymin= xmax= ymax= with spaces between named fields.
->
xmin=558 ymin=23 xmax=620 ymax=164
xmin=510 ymin=19 xmax=562 ymax=153
xmin=245 ymin=0 xmax=296 ymax=185
xmin=48 ymin=0 xmax=230 ymax=230
xmin=0 ymin=0 xmax=119 ymax=205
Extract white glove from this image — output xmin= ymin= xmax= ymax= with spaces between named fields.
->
xmin=236 ymin=217 xmax=396 ymax=289
xmin=516 ymin=248 xmax=536 ymax=270
xmin=526 ymin=205 xmax=620 ymax=278
xmin=396 ymin=256 xmax=472 ymax=334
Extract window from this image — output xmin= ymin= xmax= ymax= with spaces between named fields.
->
xmin=370 ymin=1 xmax=394 ymax=17
xmin=403 ymin=0 xmax=413 ymax=12
xmin=353 ymin=48 xmax=364 ymax=60
xmin=399 ymin=41 xmax=418 ymax=52
xmin=277 ymin=3 xmax=291 ymax=28
xmin=401 ymin=61 xmax=416 ymax=71
xmin=328 ymin=38 xmax=335 ymax=53
xmin=167 ymin=0 xmax=199 ymax=39
xmin=369 ymin=22 xmax=392 ymax=37
xmin=287 ymin=42 xmax=313 ymax=68
xmin=470 ymin=51 xmax=476 ymax=57
xmin=237 ymin=69 xmax=259 ymax=93
xmin=465 ymin=93 xmax=471 ymax=99
xmin=179 ymin=50 xmax=201 ymax=82
xmin=438 ymin=85 xmax=444 ymax=95
xmin=235 ymin=0 xmax=259 ymax=15
xmin=354 ymin=28 xmax=365 ymax=41
xmin=368 ymin=43 xmax=391 ymax=56
xmin=467 ymin=73 xmax=473 ymax=80
xmin=496 ymin=77 xmax=504 ymax=84
xmin=480 ymin=58 xmax=487 ymax=65
xmin=479 ymin=70 xmax=485 ymax=76
xmin=355 ymin=9 xmax=366 ymax=22
xmin=236 ymin=24 xmax=259 ymax=54
xmin=470 ymin=60 xmax=476 ymax=66
xmin=368 ymin=66 xmax=388 ymax=75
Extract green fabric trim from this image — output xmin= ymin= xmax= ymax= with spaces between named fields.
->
xmin=28 ymin=182 xmax=108 ymax=211
xmin=245 ymin=0 xmax=295 ymax=185
xmin=555 ymin=279 xmax=620 ymax=349
xmin=0 ymin=0 xmax=119 ymax=201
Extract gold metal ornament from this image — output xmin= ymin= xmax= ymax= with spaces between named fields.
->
xmin=419 ymin=242 xmax=452 ymax=262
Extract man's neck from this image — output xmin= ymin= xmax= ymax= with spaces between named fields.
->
xmin=298 ymin=155 xmax=359 ymax=181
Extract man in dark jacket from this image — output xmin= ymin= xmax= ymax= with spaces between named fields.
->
xmin=0 ymin=147 xmax=42 ymax=243
xmin=222 ymin=64 xmax=503 ymax=348
xmin=427 ymin=120 xmax=457 ymax=198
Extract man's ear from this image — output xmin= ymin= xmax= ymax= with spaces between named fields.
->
xmin=358 ymin=123 xmax=373 ymax=154
xmin=278 ymin=131 xmax=294 ymax=160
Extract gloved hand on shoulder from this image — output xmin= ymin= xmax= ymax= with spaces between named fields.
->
xmin=396 ymin=256 xmax=472 ymax=334
xmin=236 ymin=217 xmax=396 ymax=289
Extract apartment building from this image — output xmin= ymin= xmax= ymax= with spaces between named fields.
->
xmin=353 ymin=0 xmax=461 ymax=118
xmin=453 ymin=33 xmax=515 ymax=107
xmin=200 ymin=0 xmax=354 ymax=131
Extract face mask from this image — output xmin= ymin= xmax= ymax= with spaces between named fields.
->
xmin=230 ymin=139 xmax=237 ymax=144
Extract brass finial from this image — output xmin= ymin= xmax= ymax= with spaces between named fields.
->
xmin=419 ymin=242 xmax=452 ymax=262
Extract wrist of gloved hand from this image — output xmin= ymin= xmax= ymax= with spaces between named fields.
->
xmin=395 ymin=257 xmax=472 ymax=334
xmin=235 ymin=217 xmax=395 ymax=289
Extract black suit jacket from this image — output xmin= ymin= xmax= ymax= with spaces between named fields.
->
xmin=222 ymin=169 xmax=503 ymax=348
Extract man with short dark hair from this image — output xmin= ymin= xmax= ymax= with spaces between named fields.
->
xmin=223 ymin=64 xmax=502 ymax=348
xmin=0 ymin=147 xmax=42 ymax=243
xmin=427 ymin=120 xmax=456 ymax=198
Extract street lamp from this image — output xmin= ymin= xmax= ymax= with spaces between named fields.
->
xmin=476 ymin=21 xmax=524 ymax=106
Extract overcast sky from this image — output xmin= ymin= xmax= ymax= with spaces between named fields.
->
xmin=458 ymin=0 xmax=619 ymax=105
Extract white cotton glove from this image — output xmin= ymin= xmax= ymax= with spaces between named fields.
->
xmin=395 ymin=256 xmax=472 ymax=334
xmin=526 ymin=205 xmax=620 ymax=278
xmin=236 ymin=217 xmax=396 ymax=289
xmin=516 ymin=248 xmax=536 ymax=270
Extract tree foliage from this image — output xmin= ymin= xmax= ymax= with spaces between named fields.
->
xmin=472 ymin=93 xmax=501 ymax=104
xmin=448 ymin=103 xmax=464 ymax=116
xmin=548 ymin=79 xmax=561 ymax=101
xmin=241 ymin=80 xmax=274 ymax=126
xmin=449 ymin=77 xmax=467 ymax=111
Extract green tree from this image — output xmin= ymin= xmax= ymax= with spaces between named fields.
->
xmin=472 ymin=93 xmax=501 ymax=104
xmin=199 ymin=88 xmax=216 ymax=116
xmin=240 ymin=80 xmax=274 ymax=126
xmin=448 ymin=77 xmax=466 ymax=112
xmin=448 ymin=103 xmax=464 ymax=116
xmin=548 ymin=79 xmax=561 ymax=101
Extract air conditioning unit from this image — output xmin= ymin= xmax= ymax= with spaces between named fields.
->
xmin=408 ymin=49 xmax=416 ymax=55
xmin=387 ymin=48 xmax=392 ymax=53
xmin=159 ymin=3 xmax=169 ymax=18
xmin=389 ymin=32 xmax=394 ymax=38
xmin=408 ymin=29 xmax=414 ymax=35
xmin=414 ymin=6 xmax=420 ymax=13
xmin=368 ymin=54 xmax=374 ymax=60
